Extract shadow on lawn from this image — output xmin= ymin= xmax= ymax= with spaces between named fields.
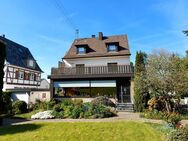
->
xmin=0 ymin=123 xmax=42 ymax=136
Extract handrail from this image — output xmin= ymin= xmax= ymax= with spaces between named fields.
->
xmin=51 ymin=65 xmax=133 ymax=75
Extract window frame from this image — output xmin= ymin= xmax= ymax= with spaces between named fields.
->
xmin=107 ymin=44 xmax=118 ymax=52
xmin=29 ymin=73 xmax=35 ymax=81
xmin=27 ymin=59 xmax=35 ymax=68
xmin=77 ymin=46 xmax=86 ymax=54
xmin=18 ymin=71 xmax=24 ymax=80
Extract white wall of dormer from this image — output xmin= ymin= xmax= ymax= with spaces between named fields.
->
xmin=63 ymin=56 xmax=130 ymax=67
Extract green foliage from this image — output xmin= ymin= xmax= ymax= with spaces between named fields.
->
xmin=51 ymin=100 xmax=117 ymax=119
xmin=134 ymin=51 xmax=148 ymax=112
xmin=61 ymin=99 xmax=74 ymax=107
xmin=140 ymin=110 xmax=165 ymax=119
xmin=0 ymin=41 xmax=6 ymax=114
xmin=72 ymin=99 xmax=83 ymax=106
xmin=168 ymin=125 xmax=188 ymax=141
xmin=51 ymin=110 xmax=64 ymax=119
xmin=1 ymin=91 xmax=12 ymax=114
xmin=12 ymin=100 xmax=27 ymax=114
xmin=33 ymin=99 xmax=57 ymax=110
xmin=71 ymin=105 xmax=83 ymax=119
xmin=145 ymin=51 xmax=188 ymax=113
xmin=163 ymin=112 xmax=181 ymax=129
xmin=53 ymin=104 xmax=62 ymax=112
xmin=63 ymin=105 xmax=74 ymax=118
xmin=91 ymin=96 xmax=116 ymax=107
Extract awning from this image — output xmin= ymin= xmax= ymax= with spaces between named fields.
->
xmin=54 ymin=81 xmax=90 ymax=88
xmin=54 ymin=80 xmax=116 ymax=88
xmin=90 ymin=80 xmax=116 ymax=87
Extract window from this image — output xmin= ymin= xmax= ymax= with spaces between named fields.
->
xmin=18 ymin=71 xmax=24 ymax=79
xmin=107 ymin=44 xmax=118 ymax=52
xmin=28 ymin=59 xmax=35 ymax=68
xmin=108 ymin=63 xmax=118 ymax=72
xmin=29 ymin=73 xmax=35 ymax=81
xmin=42 ymin=93 xmax=46 ymax=98
xmin=77 ymin=47 xmax=86 ymax=54
xmin=54 ymin=87 xmax=116 ymax=98
xmin=76 ymin=64 xmax=85 ymax=74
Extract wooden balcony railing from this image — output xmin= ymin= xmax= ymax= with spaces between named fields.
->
xmin=51 ymin=65 xmax=133 ymax=76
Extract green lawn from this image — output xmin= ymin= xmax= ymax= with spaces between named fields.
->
xmin=13 ymin=110 xmax=42 ymax=119
xmin=0 ymin=121 xmax=166 ymax=141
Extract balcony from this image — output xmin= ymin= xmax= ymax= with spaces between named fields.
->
xmin=50 ymin=65 xmax=134 ymax=79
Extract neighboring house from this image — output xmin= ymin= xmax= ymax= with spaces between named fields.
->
xmin=48 ymin=32 xmax=134 ymax=111
xmin=0 ymin=35 xmax=50 ymax=104
xmin=11 ymin=88 xmax=50 ymax=104
xmin=39 ymin=78 xmax=50 ymax=89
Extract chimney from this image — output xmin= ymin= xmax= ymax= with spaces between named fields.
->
xmin=2 ymin=34 xmax=5 ymax=38
xmin=98 ymin=32 xmax=103 ymax=40
xmin=91 ymin=35 xmax=95 ymax=38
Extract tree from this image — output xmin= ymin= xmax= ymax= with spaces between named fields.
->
xmin=134 ymin=51 xmax=149 ymax=112
xmin=145 ymin=50 xmax=188 ymax=113
xmin=0 ymin=41 xmax=6 ymax=114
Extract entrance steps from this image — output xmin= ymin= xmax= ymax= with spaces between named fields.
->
xmin=116 ymin=103 xmax=134 ymax=112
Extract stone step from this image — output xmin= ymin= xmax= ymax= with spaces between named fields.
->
xmin=116 ymin=103 xmax=134 ymax=112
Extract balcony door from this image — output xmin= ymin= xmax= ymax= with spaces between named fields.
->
xmin=76 ymin=64 xmax=85 ymax=74
xmin=108 ymin=63 xmax=118 ymax=73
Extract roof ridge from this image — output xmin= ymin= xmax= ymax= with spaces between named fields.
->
xmin=0 ymin=36 xmax=29 ymax=50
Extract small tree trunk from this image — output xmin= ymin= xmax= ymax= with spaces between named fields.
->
xmin=164 ymin=100 xmax=170 ymax=114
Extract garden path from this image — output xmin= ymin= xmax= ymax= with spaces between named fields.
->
xmin=2 ymin=112 xmax=188 ymax=126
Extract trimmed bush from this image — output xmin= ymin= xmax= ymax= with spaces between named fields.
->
xmin=168 ymin=125 xmax=188 ymax=141
xmin=91 ymin=96 xmax=116 ymax=107
xmin=12 ymin=100 xmax=27 ymax=114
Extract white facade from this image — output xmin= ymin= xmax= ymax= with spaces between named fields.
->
xmin=29 ymin=90 xmax=51 ymax=104
xmin=63 ymin=56 xmax=130 ymax=67
xmin=11 ymin=92 xmax=29 ymax=104
xmin=3 ymin=63 xmax=41 ymax=91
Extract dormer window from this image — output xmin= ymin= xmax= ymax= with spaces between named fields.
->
xmin=107 ymin=44 xmax=118 ymax=52
xmin=77 ymin=47 xmax=86 ymax=54
xmin=28 ymin=59 xmax=35 ymax=68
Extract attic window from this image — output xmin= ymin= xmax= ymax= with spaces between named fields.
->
xmin=107 ymin=44 xmax=118 ymax=52
xmin=77 ymin=47 xmax=86 ymax=54
xmin=28 ymin=59 xmax=35 ymax=68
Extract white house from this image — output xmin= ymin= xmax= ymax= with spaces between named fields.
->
xmin=48 ymin=32 xmax=134 ymax=111
xmin=0 ymin=35 xmax=50 ymax=104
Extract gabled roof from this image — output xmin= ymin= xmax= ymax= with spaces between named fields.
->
xmin=63 ymin=33 xmax=130 ymax=59
xmin=0 ymin=36 xmax=43 ymax=72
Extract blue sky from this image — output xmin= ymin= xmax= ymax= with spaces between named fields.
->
xmin=0 ymin=0 xmax=188 ymax=79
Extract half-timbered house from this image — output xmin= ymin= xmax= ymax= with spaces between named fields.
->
xmin=0 ymin=35 xmax=48 ymax=104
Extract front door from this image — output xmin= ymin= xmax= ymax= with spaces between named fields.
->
xmin=119 ymin=85 xmax=131 ymax=103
